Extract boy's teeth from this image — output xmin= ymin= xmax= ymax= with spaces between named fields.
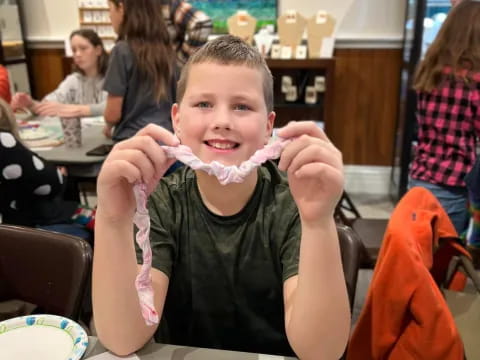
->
xmin=209 ymin=141 xmax=235 ymax=149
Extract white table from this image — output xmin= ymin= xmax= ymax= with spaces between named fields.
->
xmin=84 ymin=337 xmax=297 ymax=360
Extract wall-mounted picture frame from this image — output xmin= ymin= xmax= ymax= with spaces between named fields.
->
xmin=189 ymin=0 xmax=277 ymax=34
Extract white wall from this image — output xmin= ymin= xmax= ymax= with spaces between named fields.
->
xmin=22 ymin=0 xmax=406 ymax=44
xmin=281 ymin=0 xmax=406 ymax=39
xmin=22 ymin=0 xmax=79 ymax=41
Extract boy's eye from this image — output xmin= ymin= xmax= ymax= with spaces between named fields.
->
xmin=234 ymin=104 xmax=251 ymax=111
xmin=195 ymin=101 xmax=211 ymax=108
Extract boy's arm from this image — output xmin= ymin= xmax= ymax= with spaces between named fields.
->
xmin=92 ymin=125 xmax=179 ymax=356
xmin=278 ymin=121 xmax=350 ymax=360
xmin=283 ymin=218 xmax=350 ymax=360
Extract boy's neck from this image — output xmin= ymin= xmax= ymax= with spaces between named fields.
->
xmin=196 ymin=170 xmax=259 ymax=216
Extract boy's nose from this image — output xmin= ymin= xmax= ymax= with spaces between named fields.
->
xmin=212 ymin=108 xmax=233 ymax=130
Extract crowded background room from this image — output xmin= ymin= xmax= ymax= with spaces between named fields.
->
xmin=0 ymin=0 xmax=479 ymax=359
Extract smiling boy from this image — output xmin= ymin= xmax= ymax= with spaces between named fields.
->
xmin=92 ymin=35 xmax=350 ymax=359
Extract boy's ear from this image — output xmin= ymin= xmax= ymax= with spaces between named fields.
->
xmin=171 ymin=103 xmax=181 ymax=136
xmin=265 ymin=111 xmax=275 ymax=144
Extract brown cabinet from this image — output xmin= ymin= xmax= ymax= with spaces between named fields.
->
xmin=266 ymin=58 xmax=335 ymax=130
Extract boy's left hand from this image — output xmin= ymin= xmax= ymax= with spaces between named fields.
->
xmin=277 ymin=121 xmax=343 ymax=224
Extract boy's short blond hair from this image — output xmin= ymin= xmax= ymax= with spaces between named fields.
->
xmin=176 ymin=35 xmax=274 ymax=112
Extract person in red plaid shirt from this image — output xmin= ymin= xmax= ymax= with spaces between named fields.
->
xmin=409 ymin=1 xmax=480 ymax=235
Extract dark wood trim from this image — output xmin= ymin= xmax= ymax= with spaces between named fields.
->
xmin=26 ymin=48 xmax=66 ymax=100
xmin=266 ymin=58 xmax=335 ymax=134
xmin=266 ymin=58 xmax=335 ymax=70
xmin=330 ymin=48 xmax=402 ymax=166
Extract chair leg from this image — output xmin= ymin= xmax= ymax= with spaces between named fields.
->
xmin=79 ymin=183 xmax=90 ymax=207
xmin=341 ymin=191 xmax=362 ymax=219
xmin=335 ymin=191 xmax=363 ymax=226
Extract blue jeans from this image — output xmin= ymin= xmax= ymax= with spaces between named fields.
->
xmin=408 ymin=178 xmax=469 ymax=235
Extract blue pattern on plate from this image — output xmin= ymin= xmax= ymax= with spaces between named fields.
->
xmin=0 ymin=314 xmax=89 ymax=360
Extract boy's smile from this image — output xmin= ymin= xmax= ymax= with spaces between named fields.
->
xmin=204 ymin=138 xmax=240 ymax=152
xmin=172 ymin=62 xmax=275 ymax=167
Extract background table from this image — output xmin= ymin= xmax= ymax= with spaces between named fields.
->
xmin=27 ymin=116 xmax=112 ymax=178
xmin=84 ymin=337 xmax=297 ymax=360
xmin=22 ymin=116 xmax=112 ymax=202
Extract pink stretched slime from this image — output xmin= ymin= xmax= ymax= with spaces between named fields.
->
xmin=133 ymin=137 xmax=291 ymax=325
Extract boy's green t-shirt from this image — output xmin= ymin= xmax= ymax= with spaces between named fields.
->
xmin=136 ymin=161 xmax=300 ymax=356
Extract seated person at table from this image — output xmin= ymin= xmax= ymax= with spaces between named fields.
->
xmin=11 ymin=29 xmax=108 ymax=118
xmin=0 ymin=98 xmax=91 ymax=239
xmin=92 ymin=35 xmax=350 ymax=359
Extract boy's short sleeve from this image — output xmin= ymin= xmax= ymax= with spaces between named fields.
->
xmin=135 ymin=185 xmax=176 ymax=278
xmin=280 ymin=213 xmax=301 ymax=282
xmin=103 ymin=41 xmax=131 ymax=97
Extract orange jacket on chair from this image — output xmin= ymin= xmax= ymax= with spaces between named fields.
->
xmin=347 ymin=187 xmax=465 ymax=360
xmin=0 ymin=65 xmax=12 ymax=103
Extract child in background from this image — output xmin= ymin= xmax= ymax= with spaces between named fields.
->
xmin=0 ymin=98 xmax=91 ymax=239
xmin=92 ymin=35 xmax=350 ymax=359
xmin=409 ymin=1 xmax=480 ymax=235
xmin=103 ymin=0 xmax=212 ymax=142
xmin=11 ymin=29 xmax=108 ymax=118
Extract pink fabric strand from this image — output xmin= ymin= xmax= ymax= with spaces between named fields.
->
xmin=133 ymin=183 xmax=159 ymax=326
xmin=133 ymin=137 xmax=291 ymax=325
xmin=160 ymin=138 xmax=292 ymax=185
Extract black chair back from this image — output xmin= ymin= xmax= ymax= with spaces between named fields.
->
xmin=0 ymin=224 xmax=92 ymax=321
xmin=337 ymin=225 xmax=362 ymax=310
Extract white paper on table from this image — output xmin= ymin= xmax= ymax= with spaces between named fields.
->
xmin=64 ymin=38 xmax=73 ymax=57
xmin=86 ymin=352 xmax=140 ymax=360
xmin=81 ymin=116 xmax=105 ymax=127
xmin=258 ymin=354 xmax=288 ymax=359
xmin=29 ymin=147 xmax=54 ymax=151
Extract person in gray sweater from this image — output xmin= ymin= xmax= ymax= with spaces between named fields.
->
xmin=11 ymin=29 xmax=108 ymax=118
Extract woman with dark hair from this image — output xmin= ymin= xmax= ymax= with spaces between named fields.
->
xmin=409 ymin=0 xmax=480 ymax=235
xmin=103 ymin=0 xmax=212 ymax=141
xmin=11 ymin=29 xmax=108 ymax=118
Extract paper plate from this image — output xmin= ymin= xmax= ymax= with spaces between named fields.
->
xmin=0 ymin=314 xmax=89 ymax=360
xmin=20 ymin=128 xmax=50 ymax=140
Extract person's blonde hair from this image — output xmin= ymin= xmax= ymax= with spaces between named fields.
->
xmin=0 ymin=98 xmax=20 ymax=141
xmin=176 ymin=35 xmax=274 ymax=112
xmin=414 ymin=1 xmax=480 ymax=92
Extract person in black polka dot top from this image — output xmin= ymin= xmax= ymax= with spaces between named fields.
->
xmin=0 ymin=99 xmax=78 ymax=227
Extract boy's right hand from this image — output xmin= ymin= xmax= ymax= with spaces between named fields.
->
xmin=11 ymin=93 xmax=33 ymax=111
xmin=96 ymin=124 xmax=179 ymax=223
